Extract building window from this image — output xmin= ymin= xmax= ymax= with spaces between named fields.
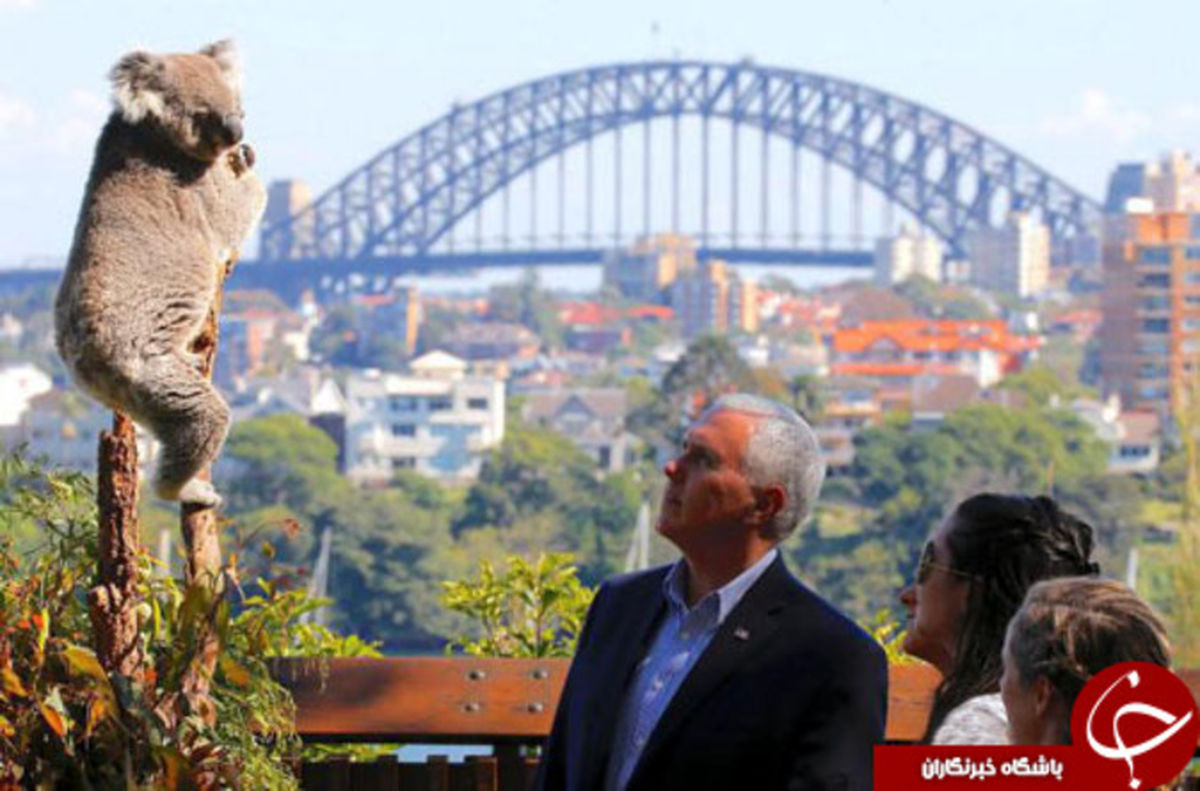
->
xmin=1139 ymin=363 xmax=1169 ymax=379
xmin=1186 ymin=272 xmax=1200 ymax=286
xmin=392 ymin=457 xmax=417 ymax=470
xmin=1140 ymin=318 xmax=1170 ymax=333
xmin=1184 ymin=318 xmax=1200 ymax=332
xmin=1138 ymin=385 xmax=1168 ymax=400
xmin=391 ymin=423 xmax=416 ymax=437
xmin=1138 ymin=273 xmax=1171 ymax=288
xmin=1139 ymin=340 xmax=1169 ymax=355
xmin=1187 ymin=246 xmax=1200 ymax=260
xmin=467 ymin=397 xmax=489 ymax=410
xmin=1186 ymin=295 xmax=1200 ymax=307
xmin=429 ymin=396 xmax=453 ymax=411
xmin=1140 ymin=295 xmax=1170 ymax=311
xmin=389 ymin=396 xmax=417 ymax=411
xmin=1140 ymin=247 xmax=1172 ymax=265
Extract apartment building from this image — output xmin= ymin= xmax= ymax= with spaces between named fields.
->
xmin=343 ymin=351 xmax=505 ymax=484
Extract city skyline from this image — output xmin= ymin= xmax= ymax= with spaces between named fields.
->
xmin=1 ymin=0 xmax=1198 ymax=263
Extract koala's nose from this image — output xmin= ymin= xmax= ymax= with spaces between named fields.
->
xmin=241 ymin=144 xmax=256 ymax=170
xmin=224 ymin=114 xmax=244 ymax=145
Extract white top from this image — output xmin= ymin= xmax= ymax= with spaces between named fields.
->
xmin=931 ymin=693 xmax=1009 ymax=745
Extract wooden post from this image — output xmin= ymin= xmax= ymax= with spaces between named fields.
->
xmin=179 ymin=255 xmax=235 ymax=716
xmin=88 ymin=412 xmax=144 ymax=678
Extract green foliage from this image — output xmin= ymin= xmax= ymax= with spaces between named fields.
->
xmin=487 ymin=268 xmax=563 ymax=349
xmin=0 ymin=451 xmax=379 ymax=788
xmin=860 ymin=610 xmax=916 ymax=666
xmin=628 ymin=335 xmax=759 ymax=449
xmin=998 ymin=363 xmax=1094 ymax=406
xmin=441 ymin=553 xmax=594 ymax=658
xmin=220 ymin=416 xmax=463 ymax=653
xmin=894 ymin=276 xmax=993 ymax=320
xmin=788 ymin=373 xmax=827 ymax=422
xmin=804 ymin=400 xmax=1112 ymax=624
xmin=454 ymin=419 xmax=640 ymax=583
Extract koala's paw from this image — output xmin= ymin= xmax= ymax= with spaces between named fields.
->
xmin=174 ymin=479 xmax=223 ymax=509
xmin=229 ymin=143 xmax=255 ymax=176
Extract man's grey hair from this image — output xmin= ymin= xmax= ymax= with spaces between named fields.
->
xmin=700 ymin=393 xmax=826 ymax=540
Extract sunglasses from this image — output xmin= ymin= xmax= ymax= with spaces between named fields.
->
xmin=914 ymin=541 xmax=977 ymax=585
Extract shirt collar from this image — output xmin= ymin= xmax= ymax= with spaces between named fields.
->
xmin=662 ymin=547 xmax=779 ymax=625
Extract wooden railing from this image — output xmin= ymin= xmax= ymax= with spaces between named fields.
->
xmin=274 ymin=659 xmax=1200 ymax=791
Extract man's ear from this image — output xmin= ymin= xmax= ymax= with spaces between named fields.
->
xmin=110 ymin=50 xmax=165 ymax=124
xmin=752 ymin=484 xmax=787 ymax=530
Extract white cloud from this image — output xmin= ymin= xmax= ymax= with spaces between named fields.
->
xmin=1165 ymin=102 xmax=1200 ymax=127
xmin=0 ymin=93 xmax=36 ymax=134
xmin=1039 ymin=88 xmax=1152 ymax=144
xmin=0 ymin=0 xmax=37 ymax=7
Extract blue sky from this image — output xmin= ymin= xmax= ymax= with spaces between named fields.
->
xmin=1 ymin=0 xmax=1198 ymax=263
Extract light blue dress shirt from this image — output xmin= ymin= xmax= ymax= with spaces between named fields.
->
xmin=602 ymin=548 xmax=779 ymax=791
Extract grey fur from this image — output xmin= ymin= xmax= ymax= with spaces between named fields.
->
xmin=54 ymin=41 xmax=266 ymax=507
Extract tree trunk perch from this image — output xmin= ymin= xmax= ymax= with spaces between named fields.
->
xmin=179 ymin=254 xmax=236 ymax=716
xmin=89 ymin=412 xmax=143 ymax=679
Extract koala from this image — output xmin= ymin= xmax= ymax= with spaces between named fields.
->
xmin=54 ymin=40 xmax=266 ymax=507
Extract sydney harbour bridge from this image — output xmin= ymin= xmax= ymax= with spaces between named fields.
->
xmin=2 ymin=60 xmax=1103 ymax=296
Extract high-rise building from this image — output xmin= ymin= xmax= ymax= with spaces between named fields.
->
xmin=1099 ymin=207 xmax=1200 ymax=412
xmin=965 ymin=212 xmax=1050 ymax=298
xmin=874 ymin=225 xmax=943 ymax=285
xmin=1146 ymin=151 xmax=1200 ymax=213
xmin=262 ymin=179 xmax=314 ymax=259
xmin=1104 ymin=152 xmax=1200 ymax=215
xmin=343 ymin=351 xmax=505 ymax=484
xmin=603 ymin=234 xmax=697 ymax=303
xmin=669 ymin=258 xmax=757 ymax=339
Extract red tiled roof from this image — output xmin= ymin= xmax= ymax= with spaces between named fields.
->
xmin=626 ymin=304 xmax=674 ymax=321
xmin=831 ymin=362 xmax=964 ymax=378
xmin=833 ymin=319 xmax=1041 ymax=355
xmin=559 ymin=301 xmax=621 ymax=326
xmin=354 ymin=294 xmax=395 ymax=308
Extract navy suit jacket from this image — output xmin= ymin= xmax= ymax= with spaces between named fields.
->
xmin=534 ymin=555 xmax=888 ymax=791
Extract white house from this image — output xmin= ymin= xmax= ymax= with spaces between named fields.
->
xmin=343 ymin=351 xmax=505 ymax=485
xmin=0 ymin=363 xmax=53 ymax=431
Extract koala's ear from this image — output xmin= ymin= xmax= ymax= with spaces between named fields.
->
xmin=109 ymin=50 xmax=166 ymax=124
xmin=198 ymin=39 xmax=241 ymax=92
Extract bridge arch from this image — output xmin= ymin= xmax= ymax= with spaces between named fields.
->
xmin=258 ymin=61 xmax=1100 ymax=263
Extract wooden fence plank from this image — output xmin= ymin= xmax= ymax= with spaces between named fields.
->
xmin=884 ymin=662 xmax=940 ymax=742
xmin=274 ymin=658 xmax=564 ymax=742
xmin=275 ymin=658 xmax=1200 ymax=745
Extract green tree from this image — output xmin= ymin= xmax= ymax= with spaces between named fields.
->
xmin=894 ymin=275 xmax=992 ymax=320
xmin=628 ymin=335 xmax=759 ymax=449
xmin=488 ymin=268 xmax=563 ymax=349
xmin=788 ymin=373 xmax=828 ymax=421
xmin=454 ymin=420 xmax=639 ymax=581
xmin=441 ymin=553 xmax=594 ymax=657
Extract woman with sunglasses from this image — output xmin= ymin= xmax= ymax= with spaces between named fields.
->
xmin=898 ymin=493 xmax=1099 ymax=744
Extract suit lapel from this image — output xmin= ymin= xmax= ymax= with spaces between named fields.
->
xmin=581 ymin=572 xmax=669 ymax=791
xmin=626 ymin=556 xmax=793 ymax=786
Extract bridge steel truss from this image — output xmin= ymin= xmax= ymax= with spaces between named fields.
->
xmin=258 ymin=60 xmax=1101 ymax=265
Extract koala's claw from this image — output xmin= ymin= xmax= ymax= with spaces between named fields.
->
xmin=229 ymin=143 xmax=255 ymax=176
xmin=174 ymin=479 xmax=223 ymax=509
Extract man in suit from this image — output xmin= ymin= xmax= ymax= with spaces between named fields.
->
xmin=535 ymin=393 xmax=888 ymax=791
